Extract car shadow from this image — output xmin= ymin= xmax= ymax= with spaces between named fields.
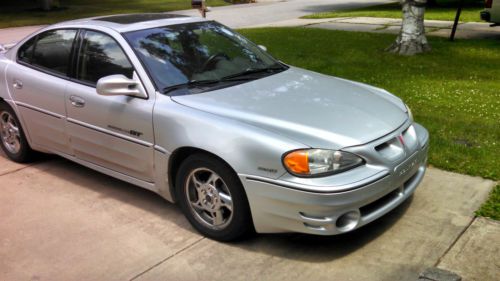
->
xmin=24 ymin=153 xmax=413 ymax=262
xmin=228 ymin=196 xmax=414 ymax=263
xmin=24 ymin=154 xmax=200 ymax=234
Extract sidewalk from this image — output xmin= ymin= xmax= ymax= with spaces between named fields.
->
xmin=436 ymin=217 xmax=500 ymax=281
xmin=246 ymin=17 xmax=500 ymax=39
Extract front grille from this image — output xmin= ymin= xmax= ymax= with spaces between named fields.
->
xmin=360 ymin=188 xmax=401 ymax=217
xmin=374 ymin=136 xmax=404 ymax=161
xmin=360 ymin=168 xmax=419 ymax=217
xmin=373 ymin=125 xmax=419 ymax=162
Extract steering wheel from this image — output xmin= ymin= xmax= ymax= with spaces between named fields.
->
xmin=201 ymin=53 xmax=229 ymax=71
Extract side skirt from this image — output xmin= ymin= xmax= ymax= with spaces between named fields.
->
xmin=54 ymin=150 xmax=159 ymax=193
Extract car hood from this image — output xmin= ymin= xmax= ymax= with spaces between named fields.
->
xmin=171 ymin=67 xmax=408 ymax=149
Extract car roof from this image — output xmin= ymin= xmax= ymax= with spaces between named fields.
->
xmin=50 ymin=13 xmax=208 ymax=33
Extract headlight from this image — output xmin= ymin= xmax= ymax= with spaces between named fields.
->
xmin=405 ymin=104 xmax=413 ymax=122
xmin=283 ymin=149 xmax=364 ymax=177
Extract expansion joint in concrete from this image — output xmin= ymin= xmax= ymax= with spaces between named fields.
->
xmin=434 ymin=216 xmax=476 ymax=267
xmin=129 ymin=237 xmax=206 ymax=281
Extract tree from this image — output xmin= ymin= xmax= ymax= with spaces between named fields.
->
xmin=386 ymin=0 xmax=431 ymax=56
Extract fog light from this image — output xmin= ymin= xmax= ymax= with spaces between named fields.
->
xmin=335 ymin=210 xmax=360 ymax=232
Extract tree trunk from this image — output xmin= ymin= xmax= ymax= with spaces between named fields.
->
xmin=426 ymin=0 xmax=438 ymax=7
xmin=386 ymin=0 xmax=431 ymax=56
xmin=39 ymin=0 xmax=53 ymax=11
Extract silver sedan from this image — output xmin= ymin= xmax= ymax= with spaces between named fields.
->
xmin=0 ymin=14 xmax=429 ymax=241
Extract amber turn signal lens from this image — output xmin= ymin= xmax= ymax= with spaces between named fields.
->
xmin=283 ymin=150 xmax=310 ymax=175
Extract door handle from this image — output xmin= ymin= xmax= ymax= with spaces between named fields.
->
xmin=13 ymin=79 xmax=23 ymax=89
xmin=69 ymin=95 xmax=85 ymax=108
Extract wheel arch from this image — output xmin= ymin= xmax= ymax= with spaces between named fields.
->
xmin=167 ymin=146 xmax=239 ymax=202
xmin=0 ymin=97 xmax=38 ymax=150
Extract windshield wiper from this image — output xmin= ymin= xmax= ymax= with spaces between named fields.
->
xmin=163 ymin=75 xmax=262 ymax=94
xmin=162 ymin=64 xmax=287 ymax=94
xmin=162 ymin=79 xmax=221 ymax=94
xmin=220 ymin=65 xmax=286 ymax=81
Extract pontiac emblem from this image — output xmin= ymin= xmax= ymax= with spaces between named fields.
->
xmin=398 ymin=135 xmax=405 ymax=147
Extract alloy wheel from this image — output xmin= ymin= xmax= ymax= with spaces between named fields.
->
xmin=185 ymin=167 xmax=234 ymax=230
xmin=0 ymin=111 xmax=21 ymax=154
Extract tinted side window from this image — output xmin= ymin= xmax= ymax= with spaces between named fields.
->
xmin=32 ymin=29 xmax=77 ymax=75
xmin=77 ymin=31 xmax=133 ymax=85
xmin=17 ymin=37 xmax=37 ymax=64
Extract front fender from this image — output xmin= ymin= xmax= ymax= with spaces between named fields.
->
xmin=153 ymin=94 xmax=307 ymax=181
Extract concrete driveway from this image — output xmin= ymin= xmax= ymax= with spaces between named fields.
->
xmin=0 ymin=150 xmax=494 ymax=281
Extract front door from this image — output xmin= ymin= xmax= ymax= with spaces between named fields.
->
xmin=65 ymin=30 xmax=155 ymax=182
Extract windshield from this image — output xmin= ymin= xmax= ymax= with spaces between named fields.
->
xmin=124 ymin=21 xmax=286 ymax=95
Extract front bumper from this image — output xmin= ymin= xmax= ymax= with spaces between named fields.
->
xmin=240 ymin=122 xmax=429 ymax=235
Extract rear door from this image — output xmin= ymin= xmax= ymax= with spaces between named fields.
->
xmin=6 ymin=29 xmax=77 ymax=154
xmin=65 ymin=29 xmax=155 ymax=182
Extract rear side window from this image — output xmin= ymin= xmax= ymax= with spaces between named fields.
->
xmin=17 ymin=37 xmax=36 ymax=63
xmin=76 ymin=30 xmax=134 ymax=85
xmin=31 ymin=29 xmax=77 ymax=75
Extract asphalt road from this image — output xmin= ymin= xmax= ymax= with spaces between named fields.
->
xmin=0 ymin=0 xmax=394 ymax=44
xmin=172 ymin=0 xmax=394 ymax=28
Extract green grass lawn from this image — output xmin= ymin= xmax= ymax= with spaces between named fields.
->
xmin=0 ymin=0 xmax=229 ymax=28
xmin=303 ymin=1 xmax=484 ymax=23
xmin=238 ymin=27 xmax=499 ymax=218
xmin=476 ymin=185 xmax=500 ymax=220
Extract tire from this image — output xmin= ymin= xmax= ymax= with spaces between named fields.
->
xmin=176 ymin=153 xmax=253 ymax=241
xmin=0 ymin=102 xmax=34 ymax=163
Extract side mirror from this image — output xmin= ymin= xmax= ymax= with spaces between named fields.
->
xmin=96 ymin=74 xmax=147 ymax=98
xmin=258 ymin=45 xmax=267 ymax=52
